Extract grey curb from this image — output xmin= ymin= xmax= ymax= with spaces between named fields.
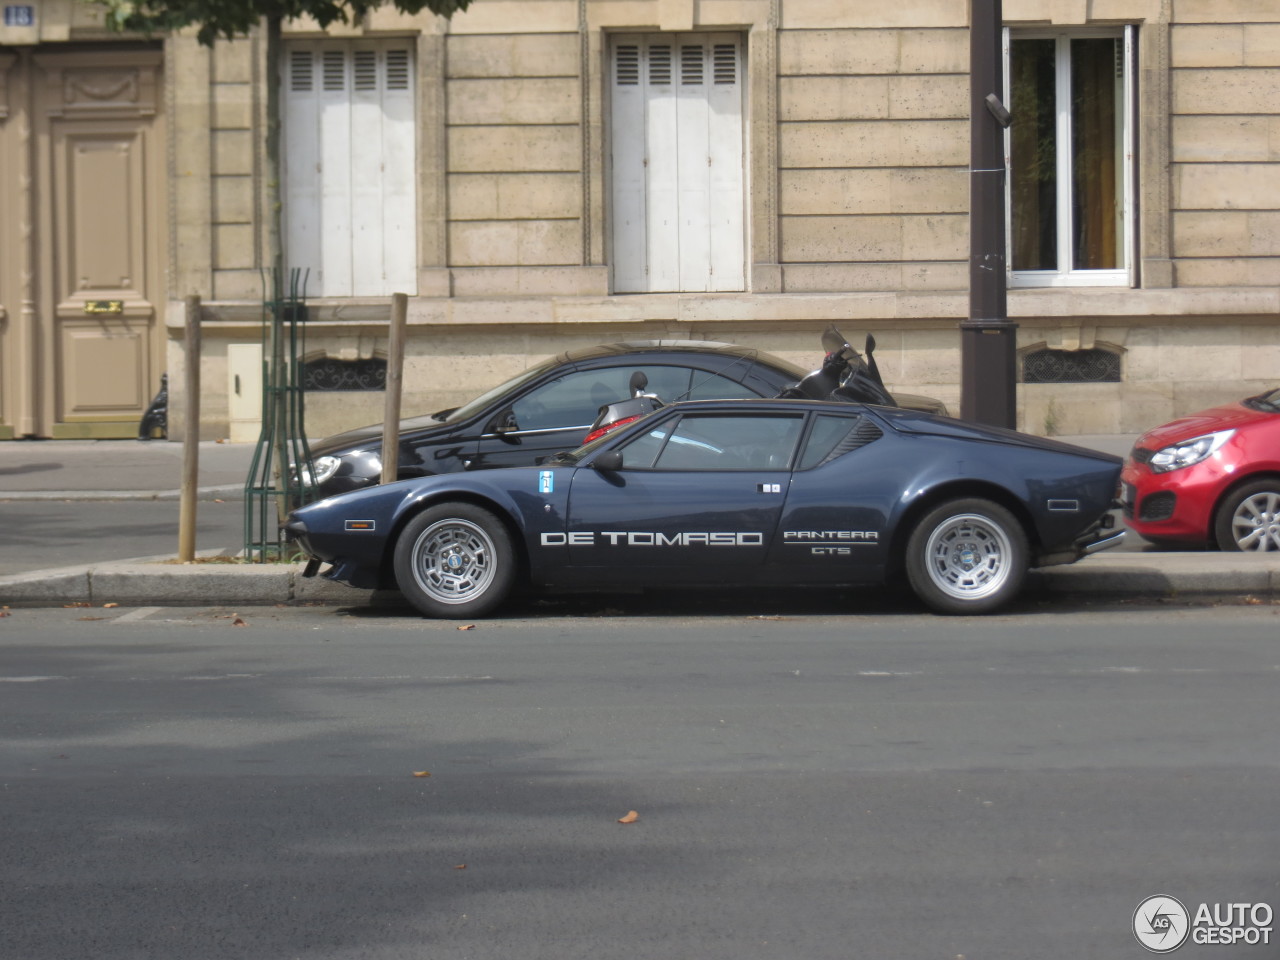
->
xmin=0 ymin=485 xmax=245 ymax=502
xmin=3 ymin=551 xmax=1280 ymax=609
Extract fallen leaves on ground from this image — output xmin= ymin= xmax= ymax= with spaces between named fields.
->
xmin=617 ymin=810 xmax=639 ymax=824
xmin=63 ymin=602 xmax=90 ymax=608
xmin=232 ymin=616 xmax=248 ymax=627
xmin=103 ymin=603 xmax=118 ymax=608
xmin=457 ymin=624 xmax=476 ymax=631
xmin=413 ymin=771 xmax=431 ymax=778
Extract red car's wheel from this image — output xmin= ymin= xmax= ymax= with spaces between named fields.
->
xmin=1214 ymin=481 xmax=1280 ymax=551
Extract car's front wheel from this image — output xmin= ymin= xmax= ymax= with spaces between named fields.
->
xmin=905 ymin=498 xmax=1028 ymax=615
xmin=1214 ymin=480 xmax=1280 ymax=551
xmin=393 ymin=503 xmax=516 ymax=618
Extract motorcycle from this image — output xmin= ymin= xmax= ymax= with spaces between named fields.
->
xmin=580 ymin=326 xmax=905 ymax=445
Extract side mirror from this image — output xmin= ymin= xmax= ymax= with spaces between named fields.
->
xmin=628 ymin=371 xmax=648 ymax=396
xmin=591 ymin=450 xmax=623 ymax=472
xmin=488 ymin=408 xmax=518 ymax=434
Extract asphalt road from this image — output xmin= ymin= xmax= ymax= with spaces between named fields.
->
xmin=3 ymin=604 xmax=1277 ymax=959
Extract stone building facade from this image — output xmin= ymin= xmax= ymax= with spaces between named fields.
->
xmin=2 ymin=0 xmax=1278 ymax=441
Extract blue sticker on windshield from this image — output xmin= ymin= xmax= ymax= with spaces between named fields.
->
xmin=539 ymin=470 xmax=554 ymax=494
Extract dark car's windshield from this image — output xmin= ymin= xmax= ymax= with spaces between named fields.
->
xmin=1243 ymin=389 xmax=1280 ymax=413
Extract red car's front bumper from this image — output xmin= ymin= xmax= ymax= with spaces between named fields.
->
xmin=1120 ymin=454 xmax=1234 ymax=544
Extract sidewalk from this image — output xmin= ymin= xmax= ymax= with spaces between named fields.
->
xmin=3 ymin=435 xmax=1280 ymax=609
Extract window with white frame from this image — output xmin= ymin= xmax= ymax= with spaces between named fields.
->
xmin=609 ymin=33 xmax=746 ymax=293
xmin=282 ymin=41 xmax=416 ymax=297
xmin=1005 ymin=27 xmax=1135 ymax=287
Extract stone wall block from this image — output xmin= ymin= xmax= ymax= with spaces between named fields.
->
xmin=1174 ymin=163 xmax=1280 ymax=210
xmin=887 ymin=75 xmax=967 ymax=119
xmin=448 ymin=1 xmax=579 ymax=35
xmin=779 ymin=77 xmax=890 ymax=121
xmin=212 ymin=82 xmax=254 ymax=130
xmin=781 ymin=0 xmax=966 ymax=30
xmin=1172 ymin=68 xmax=1280 ymax=115
xmin=780 ymin=120 xmax=967 ymax=168
xmin=212 ymin=176 xmax=254 ymax=224
xmin=1170 ymin=25 xmax=1245 ymax=66
xmin=1245 ymin=24 xmax=1280 ymax=65
xmin=780 ymin=215 xmax=903 ymax=262
xmin=901 ymin=214 xmax=967 ymax=260
xmin=211 ymin=38 xmax=254 ymax=84
xmin=447 ymin=33 xmax=580 ymax=77
xmin=211 ymin=129 xmax=254 ymax=177
xmin=1172 ymin=117 xmax=1277 ymax=162
xmin=448 ymin=126 xmax=580 ymax=172
xmin=447 ymin=77 xmax=580 ymax=125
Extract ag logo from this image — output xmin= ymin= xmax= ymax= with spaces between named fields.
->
xmin=1133 ymin=895 xmax=1190 ymax=953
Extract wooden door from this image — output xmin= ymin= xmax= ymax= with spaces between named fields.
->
xmin=21 ymin=47 xmax=165 ymax=439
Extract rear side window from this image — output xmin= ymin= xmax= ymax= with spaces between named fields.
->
xmin=797 ymin=414 xmax=883 ymax=470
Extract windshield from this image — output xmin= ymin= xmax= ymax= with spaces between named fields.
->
xmin=1243 ymin=389 xmax=1280 ymax=413
xmin=435 ymin=357 xmax=563 ymax=425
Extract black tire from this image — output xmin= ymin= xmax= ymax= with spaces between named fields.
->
xmin=1213 ymin=480 xmax=1280 ymax=551
xmin=393 ymin=503 xmax=516 ymax=618
xmin=905 ymin=498 xmax=1028 ymax=615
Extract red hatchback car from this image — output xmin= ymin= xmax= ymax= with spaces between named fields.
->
xmin=1121 ymin=388 xmax=1280 ymax=551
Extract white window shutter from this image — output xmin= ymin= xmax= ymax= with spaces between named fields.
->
xmin=707 ymin=38 xmax=745 ymax=292
xmin=676 ymin=41 xmax=711 ymax=291
xmin=283 ymin=42 xmax=417 ymax=298
xmin=609 ymin=34 xmax=744 ymax=294
xmin=283 ymin=48 xmax=322 ymax=292
xmin=610 ymin=43 xmax=648 ymax=293
xmin=645 ymin=42 xmax=681 ymax=292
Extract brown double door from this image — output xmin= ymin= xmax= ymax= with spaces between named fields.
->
xmin=0 ymin=44 xmax=166 ymax=439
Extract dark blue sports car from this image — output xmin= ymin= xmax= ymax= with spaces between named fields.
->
xmin=285 ymin=399 xmax=1124 ymax=617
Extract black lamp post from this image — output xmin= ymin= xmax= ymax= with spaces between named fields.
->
xmin=962 ymin=0 xmax=1017 ymax=428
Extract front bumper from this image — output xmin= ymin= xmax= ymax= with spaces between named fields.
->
xmin=1120 ymin=460 xmax=1219 ymax=542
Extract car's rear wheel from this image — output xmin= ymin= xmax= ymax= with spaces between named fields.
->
xmin=1214 ymin=481 xmax=1280 ymax=551
xmin=905 ymin=498 xmax=1028 ymax=615
xmin=393 ymin=503 xmax=516 ymax=618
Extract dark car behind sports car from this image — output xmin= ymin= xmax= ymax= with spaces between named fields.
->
xmin=287 ymin=398 xmax=1123 ymax=617
xmin=297 ymin=338 xmax=949 ymax=501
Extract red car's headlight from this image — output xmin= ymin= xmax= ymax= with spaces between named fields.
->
xmin=1148 ymin=429 xmax=1235 ymax=474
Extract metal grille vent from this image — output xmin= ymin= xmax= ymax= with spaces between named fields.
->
xmin=615 ymin=45 xmax=640 ymax=85
xmin=290 ymin=50 xmax=313 ymax=91
xmin=386 ymin=49 xmax=410 ymax=90
xmin=649 ymin=45 xmax=672 ymax=84
xmin=354 ymin=51 xmax=377 ymax=90
xmin=820 ymin=418 xmax=883 ymax=466
xmin=303 ymin=357 xmax=387 ymax=392
xmin=681 ymin=45 xmax=704 ymax=85
xmin=322 ymin=50 xmax=345 ymax=91
xmin=1023 ymin=348 xmax=1121 ymax=383
xmin=713 ymin=44 xmax=737 ymax=84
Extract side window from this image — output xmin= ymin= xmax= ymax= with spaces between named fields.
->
xmin=685 ymin=371 xmax=761 ymax=401
xmin=797 ymin=414 xmax=883 ymax=470
xmin=510 ymin=369 xmax=625 ymax=431
xmin=508 ymin=364 xmax=761 ymax=431
xmin=635 ymin=414 xmax=803 ymax=471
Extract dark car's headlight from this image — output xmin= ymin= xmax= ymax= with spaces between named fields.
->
xmin=1148 ymin=429 xmax=1235 ymax=473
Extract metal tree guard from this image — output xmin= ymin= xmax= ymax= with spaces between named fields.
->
xmin=243 ymin=269 xmax=316 ymax=561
